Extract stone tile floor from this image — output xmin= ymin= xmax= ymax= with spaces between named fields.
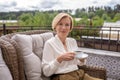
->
xmin=107 ymin=78 xmax=118 ymax=80
xmin=78 ymin=47 xmax=120 ymax=80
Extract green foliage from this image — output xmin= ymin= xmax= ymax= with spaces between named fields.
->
xmin=70 ymin=28 xmax=100 ymax=40
xmin=88 ymin=12 xmax=95 ymax=19
xmin=92 ymin=15 xmax=104 ymax=26
xmin=18 ymin=13 xmax=34 ymax=26
xmin=102 ymin=13 xmax=112 ymax=22
xmin=70 ymin=29 xmax=81 ymax=40
xmin=95 ymin=9 xmax=105 ymax=17
xmin=79 ymin=18 xmax=89 ymax=25
xmin=75 ymin=9 xmax=88 ymax=18
xmin=18 ymin=12 xmax=58 ymax=27
xmin=113 ymin=13 xmax=120 ymax=22
xmin=0 ymin=4 xmax=120 ymax=28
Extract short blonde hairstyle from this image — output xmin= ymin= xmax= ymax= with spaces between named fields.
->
xmin=52 ymin=13 xmax=73 ymax=30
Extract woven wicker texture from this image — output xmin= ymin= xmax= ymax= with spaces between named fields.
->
xmin=0 ymin=38 xmax=19 ymax=80
xmin=78 ymin=65 xmax=106 ymax=80
xmin=2 ymin=37 xmax=26 ymax=80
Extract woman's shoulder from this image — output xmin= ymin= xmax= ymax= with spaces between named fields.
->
xmin=67 ymin=37 xmax=76 ymax=42
xmin=45 ymin=37 xmax=56 ymax=43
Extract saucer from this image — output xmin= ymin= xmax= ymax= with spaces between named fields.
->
xmin=75 ymin=52 xmax=88 ymax=59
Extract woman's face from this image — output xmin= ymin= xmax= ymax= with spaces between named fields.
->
xmin=55 ymin=16 xmax=71 ymax=38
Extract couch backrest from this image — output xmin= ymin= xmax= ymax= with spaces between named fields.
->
xmin=0 ymin=30 xmax=54 ymax=80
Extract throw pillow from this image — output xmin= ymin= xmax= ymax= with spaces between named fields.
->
xmin=12 ymin=32 xmax=54 ymax=80
xmin=12 ymin=34 xmax=42 ymax=80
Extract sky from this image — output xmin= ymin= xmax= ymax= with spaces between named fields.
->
xmin=0 ymin=0 xmax=120 ymax=12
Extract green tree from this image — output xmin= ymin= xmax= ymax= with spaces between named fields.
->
xmin=95 ymin=9 xmax=105 ymax=17
xmin=18 ymin=13 xmax=34 ymax=26
xmin=92 ymin=15 xmax=104 ymax=26
xmin=88 ymin=12 xmax=95 ymax=19
xmin=79 ymin=18 xmax=89 ymax=26
xmin=113 ymin=13 xmax=120 ymax=22
xmin=102 ymin=13 xmax=112 ymax=22
xmin=114 ymin=4 xmax=120 ymax=13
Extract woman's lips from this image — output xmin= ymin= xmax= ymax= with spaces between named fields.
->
xmin=61 ymin=31 xmax=67 ymax=33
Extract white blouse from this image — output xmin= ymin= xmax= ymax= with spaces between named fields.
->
xmin=42 ymin=35 xmax=85 ymax=77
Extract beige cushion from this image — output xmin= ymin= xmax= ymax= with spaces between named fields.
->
xmin=31 ymin=32 xmax=54 ymax=59
xmin=12 ymin=32 xmax=53 ymax=80
xmin=0 ymin=47 xmax=13 ymax=80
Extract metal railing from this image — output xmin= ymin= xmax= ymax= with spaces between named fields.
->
xmin=0 ymin=24 xmax=120 ymax=52
xmin=0 ymin=24 xmax=52 ymax=35
xmin=71 ymin=27 xmax=120 ymax=52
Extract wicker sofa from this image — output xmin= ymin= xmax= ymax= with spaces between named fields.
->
xmin=0 ymin=30 xmax=106 ymax=80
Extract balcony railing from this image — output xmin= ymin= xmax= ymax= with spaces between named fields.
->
xmin=71 ymin=27 xmax=120 ymax=52
xmin=0 ymin=24 xmax=120 ymax=52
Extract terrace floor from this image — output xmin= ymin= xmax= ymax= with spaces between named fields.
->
xmin=78 ymin=47 xmax=120 ymax=80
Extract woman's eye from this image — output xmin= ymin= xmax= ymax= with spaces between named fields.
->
xmin=58 ymin=23 xmax=70 ymax=27
xmin=59 ymin=23 xmax=62 ymax=26
xmin=65 ymin=24 xmax=70 ymax=26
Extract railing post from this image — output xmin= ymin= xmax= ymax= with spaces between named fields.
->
xmin=116 ymin=30 xmax=119 ymax=52
xmin=3 ymin=24 xmax=6 ymax=35
xmin=108 ymin=27 xmax=111 ymax=50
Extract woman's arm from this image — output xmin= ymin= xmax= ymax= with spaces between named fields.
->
xmin=42 ymin=41 xmax=76 ymax=76
xmin=42 ymin=42 xmax=60 ymax=77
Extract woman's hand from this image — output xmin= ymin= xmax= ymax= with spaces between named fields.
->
xmin=57 ymin=52 xmax=75 ymax=63
xmin=79 ymin=58 xmax=86 ymax=63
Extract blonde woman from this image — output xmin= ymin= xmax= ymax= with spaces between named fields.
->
xmin=42 ymin=13 xmax=102 ymax=80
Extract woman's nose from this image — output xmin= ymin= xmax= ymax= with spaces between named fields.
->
xmin=61 ymin=25 xmax=66 ymax=29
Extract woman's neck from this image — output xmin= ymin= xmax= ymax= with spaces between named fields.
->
xmin=57 ymin=35 xmax=68 ymax=51
xmin=58 ymin=35 xmax=66 ymax=44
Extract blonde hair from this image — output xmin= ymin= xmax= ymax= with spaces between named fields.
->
xmin=52 ymin=13 xmax=73 ymax=30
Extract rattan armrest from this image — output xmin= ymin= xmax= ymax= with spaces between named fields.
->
xmin=78 ymin=65 xmax=106 ymax=80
